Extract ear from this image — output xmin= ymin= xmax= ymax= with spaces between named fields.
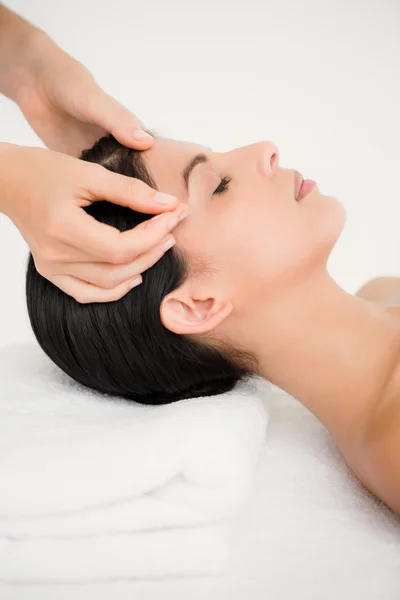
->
xmin=160 ymin=283 xmax=233 ymax=335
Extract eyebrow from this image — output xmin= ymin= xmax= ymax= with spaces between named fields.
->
xmin=182 ymin=153 xmax=209 ymax=190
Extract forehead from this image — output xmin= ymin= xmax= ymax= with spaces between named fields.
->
xmin=142 ymin=138 xmax=208 ymax=200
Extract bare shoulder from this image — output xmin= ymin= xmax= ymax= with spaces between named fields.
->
xmin=355 ymin=277 xmax=400 ymax=307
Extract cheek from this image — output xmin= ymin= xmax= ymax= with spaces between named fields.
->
xmin=176 ymin=197 xmax=345 ymax=296
xmin=214 ymin=208 xmax=303 ymax=286
xmin=209 ymin=201 xmax=343 ymax=293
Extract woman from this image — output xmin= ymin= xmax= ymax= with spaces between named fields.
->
xmin=26 ymin=133 xmax=400 ymax=514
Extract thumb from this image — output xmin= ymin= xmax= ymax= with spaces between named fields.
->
xmin=85 ymin=89 xmax=154 ymax=150
xmin=87 ymin=162 xmax=179 ymax=213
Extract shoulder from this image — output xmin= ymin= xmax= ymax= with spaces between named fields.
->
xmin=355 ymin=277 xmax=400 ymax=306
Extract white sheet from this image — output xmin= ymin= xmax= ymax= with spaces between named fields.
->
xmin=0 ymin=342 xmax=269 ymax=582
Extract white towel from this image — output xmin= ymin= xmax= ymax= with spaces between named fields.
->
xmin=0 ymin=342 xmax=270 ymax=582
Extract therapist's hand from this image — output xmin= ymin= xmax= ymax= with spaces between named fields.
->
xmin=0 ymin=143 xmax=188 ymax=304
xmin=12 ymin=30 xmax=153 ymax=157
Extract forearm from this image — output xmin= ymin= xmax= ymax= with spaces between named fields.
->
xmin=0 ymin=5 xmax=47 ymax=102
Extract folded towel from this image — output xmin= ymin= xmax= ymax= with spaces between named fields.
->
xmin=1 ymin=523 xmax=233 ymax=582
xmin=0 ymin=342 xmax=270 ymax=582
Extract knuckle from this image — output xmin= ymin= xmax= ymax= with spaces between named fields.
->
xmin=87 ymin=163 xmax=108 ymax=189
xmin=100 ymin=236 xmax=125 ymax=264
xmin=108 ymin=247 xmax=126 ymax=264
xmin=91 ymin=162 xmax=107 ymax=179
xmin=120 ymin=175 xmax=139 ymax=196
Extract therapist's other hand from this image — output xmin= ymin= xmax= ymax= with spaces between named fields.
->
xmin=13 ymin=31 xmax=153 ymax=157
xmin=1 ymin=144 xmax=188 ymax=303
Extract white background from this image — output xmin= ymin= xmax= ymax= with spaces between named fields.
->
xmin=1 ymin=0 xmax=400 ymax=349
xmin=0 ymin=2 xmax=399 ymax=598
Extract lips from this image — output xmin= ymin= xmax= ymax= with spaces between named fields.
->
xmin=294 ymin=171 xmax=303 ymax=200
xmin=294 ymin=170 xmax=317 ymax=201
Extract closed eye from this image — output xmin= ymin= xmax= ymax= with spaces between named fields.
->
xmin=213 ymin=176 xmax=231 ymax=195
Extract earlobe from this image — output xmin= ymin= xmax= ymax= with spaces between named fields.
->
xmin=160 ymin=291 xmax=233 ymax=335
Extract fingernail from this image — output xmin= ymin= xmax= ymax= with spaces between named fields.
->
xmin=133 ymin=129 xmax=152 ymax=140
xmin=179 ymin=210 xmax=189 ymax=221
xmin=155 ymin=192 xmax=176 ymax=205
xmin=163 ymin=237 xmax=176 ymax=251
xmin=129 ymin=276 xmax=142 ymax=289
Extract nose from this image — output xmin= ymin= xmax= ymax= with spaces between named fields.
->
xmin=253 ymin=141 xmax=279 ymax=177
xmin=225 ymin=141 xmax=280 ymax=178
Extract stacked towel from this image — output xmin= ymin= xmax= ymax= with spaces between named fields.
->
xmin=0 ymin=342 xmax=270 ymax=583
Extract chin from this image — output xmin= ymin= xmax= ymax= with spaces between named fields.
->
xmin=307 ymin=198 xmax=347 ymax=266
xmin=324 ymin=202 xmax=347 ymax=253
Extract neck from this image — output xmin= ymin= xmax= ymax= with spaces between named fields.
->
xmin=239 ymin=271 xmax=400 ymax=445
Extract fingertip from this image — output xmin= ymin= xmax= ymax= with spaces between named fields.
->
xmin=131 ymin=129 xmax=154 ymax=149
xmin=132 ymin=128 xmax=153 ymax=142
xmin=111 ymin=128 xmax=154 ymax=151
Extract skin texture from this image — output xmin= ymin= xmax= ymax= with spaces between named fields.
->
xmin=138 ymin=137 xmax=400 ymax=513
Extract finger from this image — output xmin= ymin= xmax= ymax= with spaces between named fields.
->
xmin=51 ymin=273 xmax=143 ymax=305
xmin=62 ymin=203 xmax=188 ymax=263
xmin=85 ymin=90 xmax=154 ymax=150
xmin=88 ymin=164 xmax=180 ymax=214
xmin=59 ymin=234 xmax=177 ymax=288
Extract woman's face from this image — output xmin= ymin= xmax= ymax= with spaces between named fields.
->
xmin=142 ymin=138 xmax=346 ymax=332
